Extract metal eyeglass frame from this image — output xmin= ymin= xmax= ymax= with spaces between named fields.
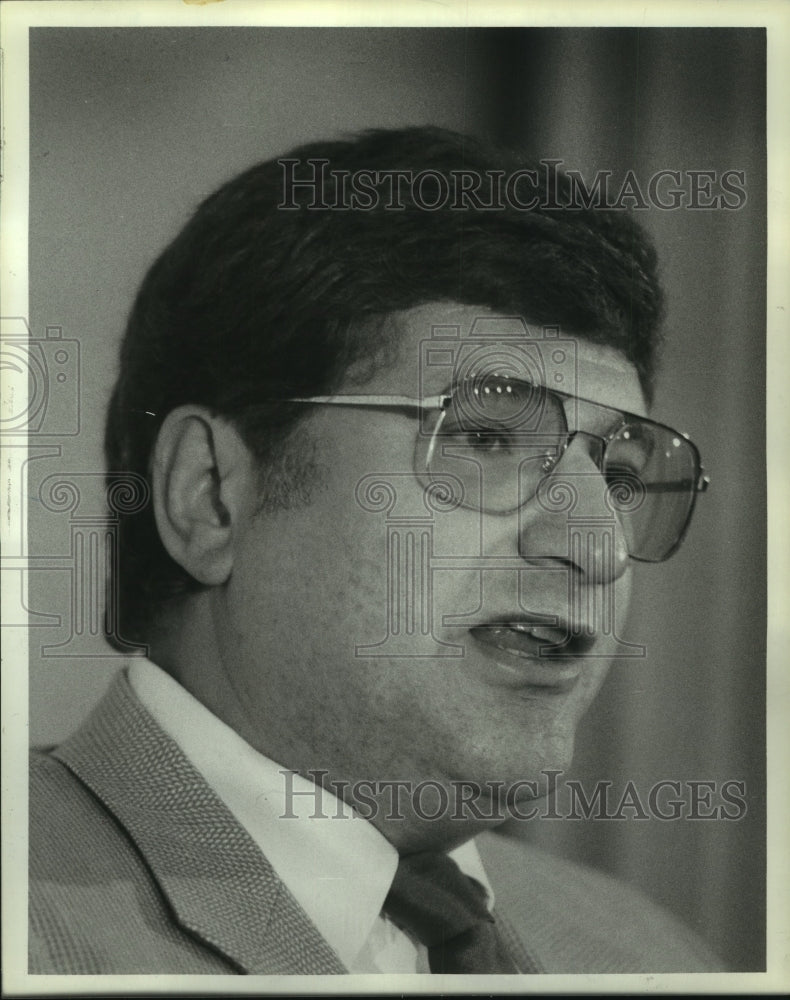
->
xmin=283 ymin=380 xmax=710 ymax=563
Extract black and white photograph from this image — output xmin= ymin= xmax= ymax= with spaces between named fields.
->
xmin=1 ymin=0 xmax=787 ymax=993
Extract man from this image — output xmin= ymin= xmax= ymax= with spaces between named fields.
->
xmin=30 ymin=126 xmax=718 ymax=975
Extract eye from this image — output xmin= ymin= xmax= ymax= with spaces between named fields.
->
xmin=604 ymin=461 xmax=643 ymax=488
xmin=463 ymin=426 xmax=517 ymax=454
xmin=606 ymin=423 xmax=655 ymax=474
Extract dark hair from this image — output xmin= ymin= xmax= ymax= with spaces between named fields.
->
xmin=105 ymin=125 xmax=664 ymax=647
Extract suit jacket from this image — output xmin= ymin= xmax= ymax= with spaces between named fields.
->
xmin=30 ymin=671 xmax=722 ymax=975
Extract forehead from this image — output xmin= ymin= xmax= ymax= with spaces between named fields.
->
xmin=358 ymin=302 xmax=648 ymax=418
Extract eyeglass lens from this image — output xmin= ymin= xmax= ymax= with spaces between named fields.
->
xmin=421 ymin=374 xmax=701 ymax=562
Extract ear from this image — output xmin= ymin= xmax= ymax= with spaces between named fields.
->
xmin=151 ymin=406 xmax=255 ymax=586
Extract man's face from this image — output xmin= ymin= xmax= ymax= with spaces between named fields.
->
xmin=219 ymin=302 xmax=647 ymax=848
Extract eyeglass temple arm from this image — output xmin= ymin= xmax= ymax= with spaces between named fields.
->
xmin=284 ymin=394 xmax=450 ymax=411
xmin=641 ymin=473 xmax=710 ymax=493
xmin=286 ymin=397 xmax=711 ymax=492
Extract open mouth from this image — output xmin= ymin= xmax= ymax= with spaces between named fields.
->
xmin=467 ymin=616 xmax=598 ymax=691
xmin=468 ymin=619 xmax=597 ymax=659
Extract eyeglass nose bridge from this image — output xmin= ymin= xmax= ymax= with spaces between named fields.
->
xmin=528 ymin=430 xmax=626 ymax=523
xmin=528 ymin=430 xmax=622 ymax=520
xmin=556 ymin=429 xmax=608 ymax=471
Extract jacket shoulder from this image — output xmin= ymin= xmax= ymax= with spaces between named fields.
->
xmin=29 ymin=749 xmax=235 ymax=974
xmin=479 ymin=828 xmax=724 ymax=973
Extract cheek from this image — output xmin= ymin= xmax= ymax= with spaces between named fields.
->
xmin=229 ymin=509 xmax=394 ymax=670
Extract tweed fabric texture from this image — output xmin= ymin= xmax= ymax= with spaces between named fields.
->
xmin=31 ymin=672 xmax=345 ymax=975
xmin=30 ymin=670 xmax=723 ymax=975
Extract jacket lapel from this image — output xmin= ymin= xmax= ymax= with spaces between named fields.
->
xmin=53 ymin=671 xmax=346 ymax=975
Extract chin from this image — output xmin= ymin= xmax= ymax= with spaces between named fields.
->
xmin=446 ymin=734 xmax=577 ymax=816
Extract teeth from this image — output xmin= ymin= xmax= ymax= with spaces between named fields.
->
xmin=510 ymin=623 xmax=537 ymax=635
xmin=481 ymin=623 xmax=571 ymax=644
xmin=472 ymin=620 xmax=595 ymax=658
xmin=489 ymin=624 xmax=539 ymax=638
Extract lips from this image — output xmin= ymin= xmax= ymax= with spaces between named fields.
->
xmin=467 ymin=615 xmax=597 ymax=691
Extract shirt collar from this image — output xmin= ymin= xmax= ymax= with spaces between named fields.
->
xmin=128 ymin=658 xmax=494 ymax=968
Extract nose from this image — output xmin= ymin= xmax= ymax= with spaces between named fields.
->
xmin=517 ymin=432 xmax=631 ymax=583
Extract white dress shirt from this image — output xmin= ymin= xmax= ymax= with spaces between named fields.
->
xmin=128 ymin=658 xmax=495 ymax=973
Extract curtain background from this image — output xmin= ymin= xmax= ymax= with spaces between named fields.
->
xmin=27 ymin=27 xmax=765 ymax=970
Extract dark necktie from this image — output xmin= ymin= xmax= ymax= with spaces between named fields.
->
xmin=383 ymin=850 xmax=521 ymax=974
